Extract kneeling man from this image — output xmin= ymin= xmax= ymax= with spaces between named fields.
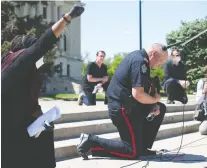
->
xmin=77 ymin=43 xmax=168 ymax=159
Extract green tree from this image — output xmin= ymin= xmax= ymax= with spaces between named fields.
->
xmin=1 ymin=1 xmax=58 ymax=75
xmin=1 ymin=41 xmax=11 ymax=55
xmin=166 ymin=17 xmax=207 ymax=91
xmin=104 ymin=57 xmax=112 ymax=68
xmin=1 ymin=1 xmax=48 ymax=45
xmin=81 ymin=51 xmax=90 ymax=76
xmin=151 ymin=67 xmax=164 ymax=83
xmin=107 ymin=52 xmax=127 ymax=79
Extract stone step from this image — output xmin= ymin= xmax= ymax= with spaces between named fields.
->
xmin=54 ymin=111 xmax=195 ymax=140
xmin=55 ymin=104 xmax=196 ymax=123
xmin=54 ymin=120 xmax=200 ymax=161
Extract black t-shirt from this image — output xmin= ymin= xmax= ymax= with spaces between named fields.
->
xmin=83 ymin=62 xmax=108 ymax=92
xmin=107 ymin=49 xmax=151 ymax=114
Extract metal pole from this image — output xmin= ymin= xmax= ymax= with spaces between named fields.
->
xmin=139 ymin=0 xmax=142 ymax=50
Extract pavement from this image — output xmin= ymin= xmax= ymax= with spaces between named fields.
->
xmin=38 ymin=94 xmax=206 ymax=168
xmin=56 ymin=132 xmax=207 ymax=168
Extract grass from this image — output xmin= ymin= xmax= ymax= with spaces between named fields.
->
xmin=40 ymin=93 xmax=105 ymax=101
xmin=40 ymin=88 xmax=196 ymax=102
xmin=40 ymin=90 xmax=169 ymax=101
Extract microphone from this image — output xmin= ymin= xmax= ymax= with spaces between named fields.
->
xmin=162 ymin=28 xmax=207 ymax=51
xmin=162 ymin=41 xmax=183 ymax=51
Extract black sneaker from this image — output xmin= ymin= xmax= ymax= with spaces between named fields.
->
xmin=77 ymin=133 xmax=91 ymax=160
xmin=167 ymin=100 xmax=175 ymax=104
xmin=181 ymin=95 xmax=188 ymax=104
xmin=141 ymin=149 xmax=157 ymax=156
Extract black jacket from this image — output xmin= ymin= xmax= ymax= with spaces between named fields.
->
xmin=1 ymin=28 xmax=58 ymax=168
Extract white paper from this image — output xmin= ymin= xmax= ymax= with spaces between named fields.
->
xmin=36 ymin=58 xmax=44 ymax=69
xmin=92 ymin=86 xmax=98 ymax=94
xmin=34 ymin=131 xmax=41 ymax=138
xmin=92 ymin=85 xmax=103 ymax=94
xmin=27 ymin=106 xmax=61 ymax=137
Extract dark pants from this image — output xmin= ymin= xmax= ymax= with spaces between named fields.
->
xmin=83 ymin=81 xmax=109 ymax=106
xmin=88 ymin=102 xmax=166 ymax=159
xmin=3 ymin=117 xmax=56 ymax=168
xmin=163 ymin=78 xmax=188 ymax=103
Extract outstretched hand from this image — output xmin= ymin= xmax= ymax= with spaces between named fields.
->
xmin=68 ymin=3 xmax=85 ymax=19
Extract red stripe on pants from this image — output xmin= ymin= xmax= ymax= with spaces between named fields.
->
xmin=91 ymin=108 xmax=136 ymax=159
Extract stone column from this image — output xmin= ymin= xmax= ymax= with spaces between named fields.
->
xmin=14 ymin=5 xmax=20 ymax=17
xmin=22 ymin=3 xmax=28 ymax=17
xmin=59 ymin=34 xmax=64 ymax=51
xmin=70 ymin=17 xmax=81 ymax=59
xmin=30 ymin=5 xmax=36 ymax=18
xmin=36 ymin=2 xmax=42 ymax=16
xmin=53 ymin=5 xmax=58 ymax=22
xmin=57 ymin=6 xmax=63 ymax=21
xmin=46 ymin=3 xmax=52 ymax=23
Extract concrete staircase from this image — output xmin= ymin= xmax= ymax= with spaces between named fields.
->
xmin=53 ymin=103 xmax=200 ymax=161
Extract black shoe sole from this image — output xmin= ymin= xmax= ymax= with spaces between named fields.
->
xmin=77 ymin=150 xmax=89 ymax=160
xmin=77 ymin=134 xmax=89 ymax=160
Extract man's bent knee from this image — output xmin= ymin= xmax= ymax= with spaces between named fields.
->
xmin=123 ymin=143 xmax=137 ymax=159
xmin=165 ymin=79 xmax=180 ymax=91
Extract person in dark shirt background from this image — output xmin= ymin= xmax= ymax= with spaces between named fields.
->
xmin=78 ymin=50 xmax=109 ymax=106
xmin=1 ymin=4 xmax=84 ymax=168
xmin=162 ymin=48 xmax=189 ymax=104
xmin=77 ymin=43 xmax=168 ymax=160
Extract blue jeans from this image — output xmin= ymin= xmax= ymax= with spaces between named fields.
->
xmin=82 ymin=81 xmax=110 ymax=106
xmin=82 ymin=90 xmax=96 ymax=106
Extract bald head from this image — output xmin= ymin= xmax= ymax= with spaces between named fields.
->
xmin=144 ymin=43 xmax=168 ymax=68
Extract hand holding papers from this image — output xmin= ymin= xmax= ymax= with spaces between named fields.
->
xmin=92 ymin=83 xmax=104 ymax=94
xmin=27 ymin=106 xmax=61 ymax=138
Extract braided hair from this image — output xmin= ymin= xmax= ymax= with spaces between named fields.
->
xmin=1 ymin=35 xmax=37 ymax=63
xmin=10 ymin=35 xmax=25 ymax=52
